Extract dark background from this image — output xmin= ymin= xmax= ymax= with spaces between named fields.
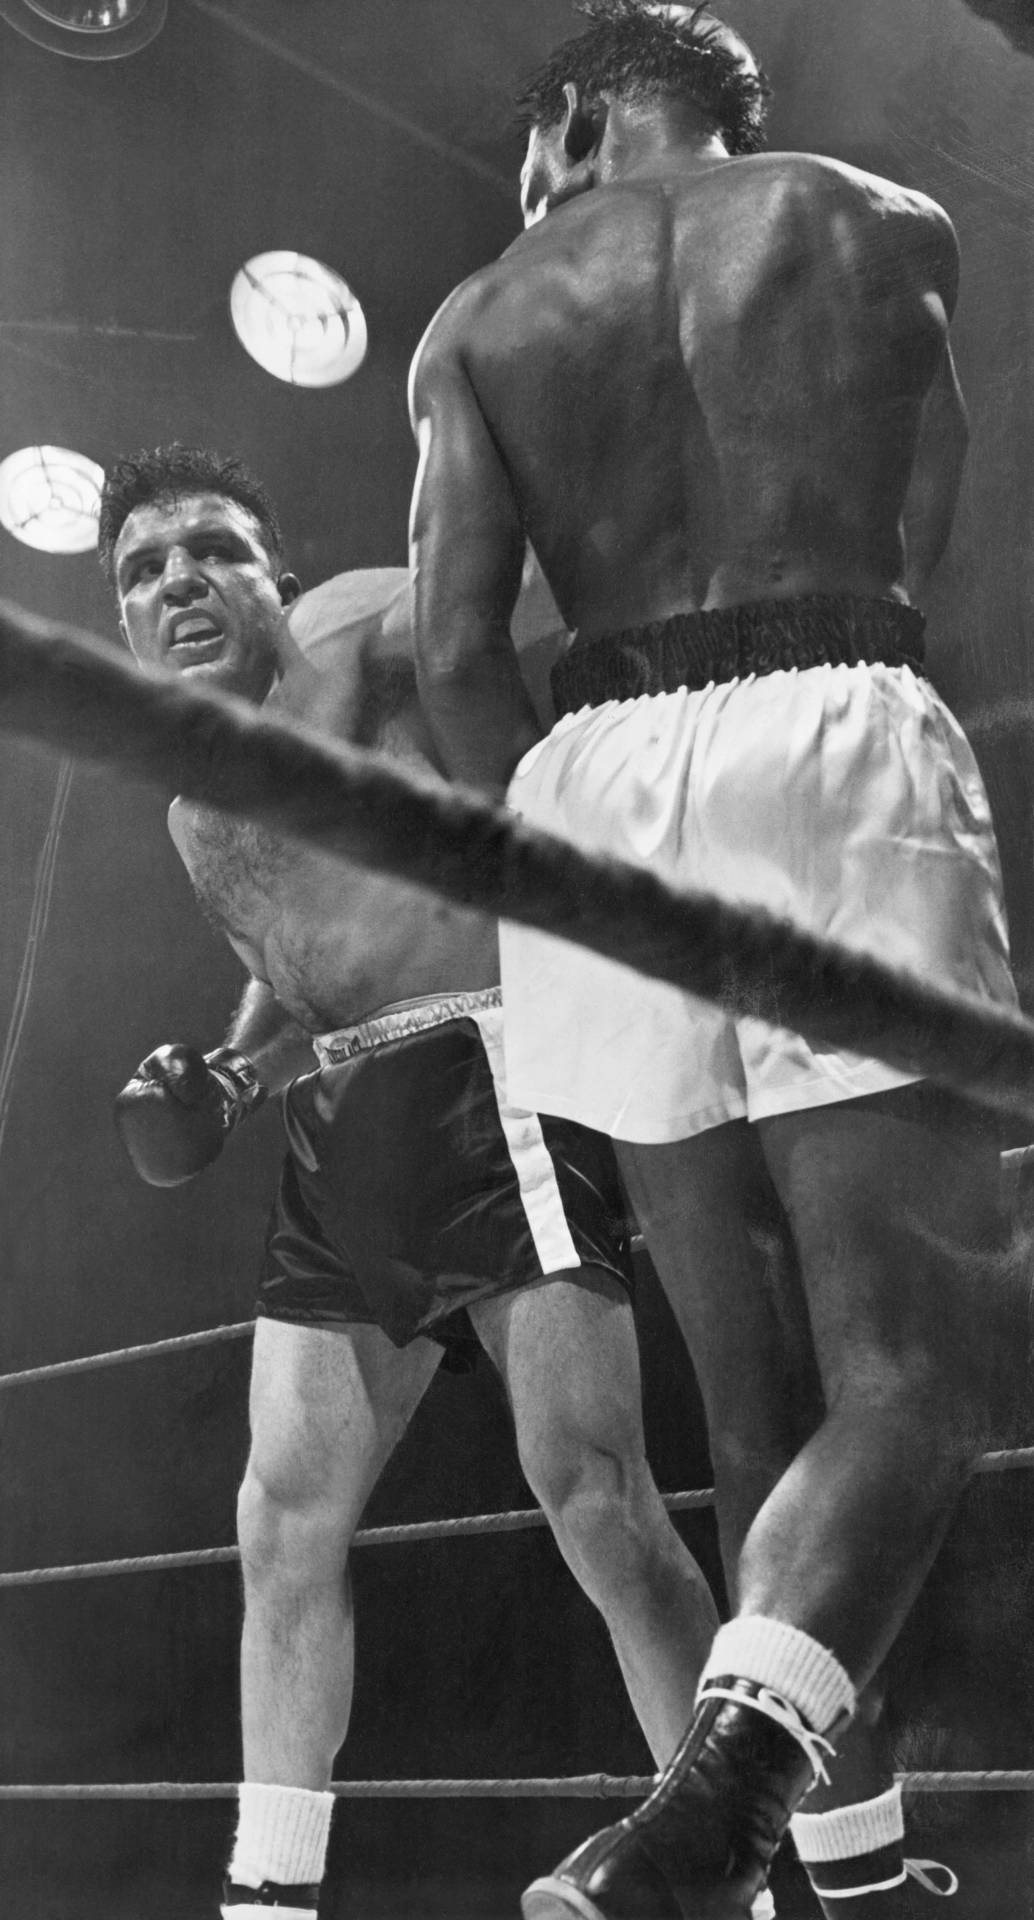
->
xmin=0 ymin=1 xmax=1033 ymax=1914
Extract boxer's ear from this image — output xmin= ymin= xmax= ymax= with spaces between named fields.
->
xmin=277 ymin=571 xmax=302 ymax=607
xmin=561 ymin=82 xmax=607 ymax=163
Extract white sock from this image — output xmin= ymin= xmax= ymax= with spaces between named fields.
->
xmin=792 ymin=1783 xmax=907 ymax=1898
xmin=700 ymin=1616 xmax=856 ymax=1736
xmin=792 ymin=1782 xmax=904 ymax=1862
xmin=224 ymin=1781 xmax=335 ymax=1914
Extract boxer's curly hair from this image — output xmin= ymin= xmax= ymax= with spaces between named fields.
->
xmin=516 ymin=1 xmax=771 ymax=157
xmin=97 ymin=443 xmax=285 ymax=582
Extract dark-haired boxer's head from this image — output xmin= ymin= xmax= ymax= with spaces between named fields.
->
xmin=517 ymin=2 xmax=770 ymax=227
xmin=99 ymin=444 xmax=285 ymax=581
xmin=102 ymin=446 xmax=299 ymax=704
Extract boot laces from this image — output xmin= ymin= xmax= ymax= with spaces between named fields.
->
xmin=697 ymin=1681 xmax=836 ymax=1786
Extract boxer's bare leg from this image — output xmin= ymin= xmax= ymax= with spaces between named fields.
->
xmin=238 ymin=1318 xmax=441 ymax=1786
xmin=472 ymin=1268 xmax=719 ymax=1767
xmin=622 ymin=1085 xmax=1002 ymax=1694
xmin=744 ymin=1084 xmax=1002 ymax=1683
xmin=618 ymin=1125 xmax=822 ymax=1579
xmin=618 ymin=1126 xmax=894 ymax=1809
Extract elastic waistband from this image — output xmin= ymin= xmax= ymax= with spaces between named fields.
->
xmin=550 ymin=595 xmax=926 ymax=716
xmin=313 ymin=987 xmax=502 ymax=1067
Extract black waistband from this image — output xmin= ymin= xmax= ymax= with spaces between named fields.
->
xmin=549 ymin=595 xmax=926 ymax=717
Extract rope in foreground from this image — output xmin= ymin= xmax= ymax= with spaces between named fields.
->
xmin=1 ymin=1452 xmax=1031 ymax=1590
xmin=4 ymin=604 xmax=1034 ymax=1121
xmin=0 ymin=1771 xmax=1029 ymax=1800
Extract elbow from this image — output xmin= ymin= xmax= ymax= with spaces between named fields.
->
xmin=416 ymin=635 xmax=477 ymax=695
xmin=416 ymin=616 xmax=507 ymax=691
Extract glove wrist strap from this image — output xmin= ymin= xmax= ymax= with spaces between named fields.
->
xmin=204 ymin=1048 xmax=268 ymax=1132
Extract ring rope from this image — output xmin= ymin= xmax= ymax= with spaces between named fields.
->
xmin=3 ymin=606 xmax=1034 ymax=1121
xmin=4 ymin=1329 xmax=1034 ymax=1436
xmin=0 ymin=1321 xmax=254 ymax=1391
xmin=1 ymin=1456 xmax=1031 ymax=1590
xmin=0 ymin=1771 xmax=1028 ymax=1800
xmin=0 ymin=1496 xmax=718 ymax=1590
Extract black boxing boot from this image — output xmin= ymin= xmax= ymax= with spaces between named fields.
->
xmin=221 ymin=1879 xmax=322 ymax=1917
xmin=222 ymin=1880 xmax=320 ymax=1915
xmin=522 ymin=1677 xmax=843 ymax=1920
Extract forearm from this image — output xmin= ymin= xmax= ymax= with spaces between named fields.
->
xmin=225 ymin=978 xmax=316 ymax=1093
xmin=417 ymin=633 xmax=543 ymax=794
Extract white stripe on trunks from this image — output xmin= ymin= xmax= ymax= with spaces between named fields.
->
xmin=471 ymin=1004 xmax=580 ymax=1276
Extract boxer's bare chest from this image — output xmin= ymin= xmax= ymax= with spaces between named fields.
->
xmin=171 ymin=799 xmax=292 ymax=946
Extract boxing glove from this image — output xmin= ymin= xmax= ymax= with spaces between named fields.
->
xmin=114 ymin=1044 xmax=266 ymax=1187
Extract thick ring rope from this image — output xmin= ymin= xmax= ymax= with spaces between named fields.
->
xmin=3 ymin=603 xmax=1034 ymax=1120
xmin=0 ymin=1454 xmax=1030 ymax=1589
xmin=0 ymin=1771 xmax=1029 ymax=1800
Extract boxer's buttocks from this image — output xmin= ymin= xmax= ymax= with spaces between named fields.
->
xmin=501 ymin=646 xmax=1016 ymax=1145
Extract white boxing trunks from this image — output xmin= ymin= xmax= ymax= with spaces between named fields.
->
xmin=500 ymin=636 xmax=1016 ymax=1145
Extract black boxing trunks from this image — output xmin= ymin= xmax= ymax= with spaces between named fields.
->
xmin=257 ymin=987 xmax=632 ymax=1371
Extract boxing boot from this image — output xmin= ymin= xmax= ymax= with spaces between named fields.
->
xmin=522 ymin=1676 xmax=839 ymax=1920
xmin=221 ymin=1877 xmax=320 ymax=1919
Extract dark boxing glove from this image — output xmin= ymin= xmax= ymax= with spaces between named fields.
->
xmin=114 ymin=1044 xmax=267 ymax=1187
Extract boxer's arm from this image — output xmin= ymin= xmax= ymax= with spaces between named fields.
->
xmin=224 ymin=977 xmax=316 ymax=1094
xmin=408 ymin=316 xmax=542 ymax=794
xmin=902 ymin=334 xmax=969 ymax=605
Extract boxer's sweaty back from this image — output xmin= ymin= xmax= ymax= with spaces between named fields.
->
xmin=457 ymin=151 xmax=956 ymax=635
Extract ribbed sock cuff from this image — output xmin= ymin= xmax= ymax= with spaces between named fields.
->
xmin=228 ymin=1781 xmax=335 ymax=1890
xmin=700 ymin=1616 xmax=856 ymax=1736
xmin=792 ymin=1783 xmax=904 ymax=1862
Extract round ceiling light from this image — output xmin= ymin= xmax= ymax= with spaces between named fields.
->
xmin=230 ymin=251 xmax=368 ymax=389
xmin=0 ymin=0 xmax=166 ymax=58
xmin=0 ymin=445 xmax=105 ymax=554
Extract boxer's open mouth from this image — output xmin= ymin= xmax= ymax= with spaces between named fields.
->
xmin=166 ymin=614 xmax=224 ymax=662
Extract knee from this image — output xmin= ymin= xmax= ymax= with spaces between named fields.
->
xmin=237 ymin=1454 xmax=355 ymax=1593
xmin=521 ymin=1429 xmax=641 ymax=1554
